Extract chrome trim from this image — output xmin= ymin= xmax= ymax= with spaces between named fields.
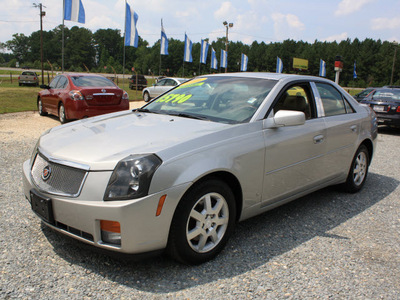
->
xmin=38 ymin=148 xmax=90 ymax=171
xmin=93 ymin=93 xmax=115 ymax=96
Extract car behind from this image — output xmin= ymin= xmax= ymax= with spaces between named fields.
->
xmin=37 ymin=73 xmax=129 ymax=123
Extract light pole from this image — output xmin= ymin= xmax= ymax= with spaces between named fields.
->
xmin=223 ymin=21 xmax=233 ymax=73
xmin=390 ymin=41 xmax=398 ymax=86
xmin=33 ymin=3 xmax=45 ymax=85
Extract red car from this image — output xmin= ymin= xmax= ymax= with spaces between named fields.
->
xmin=37 ymin=73 xmax=129 ymax=123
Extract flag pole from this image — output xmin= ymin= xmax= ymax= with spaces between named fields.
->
xmin=62 ymin=0 xmax=65 ymax=73
xmin=122 ymin=0 xmax=127 ymax=90
xmin=159 ymin=19 xmax=162 ymax=76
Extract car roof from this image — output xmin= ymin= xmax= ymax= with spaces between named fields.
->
xmin=202 ymin=72 xmax=333 ymax=83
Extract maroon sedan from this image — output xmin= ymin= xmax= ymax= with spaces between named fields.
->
xmin=37 ymin=73 xmax=129 ymax=123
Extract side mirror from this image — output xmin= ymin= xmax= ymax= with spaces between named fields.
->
xmin=264 ymin=110 xmax=305 ymax=129
xmin=40 ymin=84 xmax=50 ymax=89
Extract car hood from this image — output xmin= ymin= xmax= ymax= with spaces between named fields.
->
xmin=38 ymin=110 xmax=231 ymax=170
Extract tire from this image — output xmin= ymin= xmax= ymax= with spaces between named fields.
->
xmin=143 ymin=91 xmax=150 ymax=102
xmin=343 ymin=145 xmax=369 ymax=193
xmin=37 ymin=98 xmax=47 ymax=116
xmin=59 ymin=103 xmax=67 ymax=124
xmin=167 ymin=179 xmax=236 ymax=264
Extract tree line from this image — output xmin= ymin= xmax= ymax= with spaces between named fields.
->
xmin=1 ymin=25 xmax=399 ymax=87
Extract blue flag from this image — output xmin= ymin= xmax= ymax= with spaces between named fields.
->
xmin=125 ymin=3 xmax=139 ymax=47
xmin=184 ymin=34 xmax=193 ymax=62
xmin=211 ymin=48 xmax=218 ymax=70
xmin=200 ymin=40 xmax=209 ymax=64
xmin=220 ymin=49 xmax=227 ymax=69
xmin=160 ymin=19 xmax=168 ymax=55
xmin=353 ymin=61 xmax=357 ymax=79
xmin=240 ymin=53 xmax=248 ymax=72
xmin=319 ymin=59 xmax=326 ymax=77
xmin=64 ymin=0 xmax=85 ymax=23
xmin=276 ymin=57 xmax=283 ymax=73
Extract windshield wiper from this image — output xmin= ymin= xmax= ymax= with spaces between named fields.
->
xmin=166 ymin=112 xmax=209 ymax=121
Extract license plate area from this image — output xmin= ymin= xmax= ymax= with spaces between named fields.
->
xmin=30 ymin=190 xmax=55 ymax=224
xmin=373 ymin=105 xmax=386 ymax=113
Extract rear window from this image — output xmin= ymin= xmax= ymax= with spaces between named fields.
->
xmin=22 ymin=72 xmax=36 ymax=76
xmin=71 ymin=76 xmax=116 ymax=87
xmin=372 ymin=90 xmax=400 ymax=101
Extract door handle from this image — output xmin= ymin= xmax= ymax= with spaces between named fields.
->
xmin=350 ymin=125 xmax=358 ymax=132
xmin=313 ymin=135 xmax=324 ymax=144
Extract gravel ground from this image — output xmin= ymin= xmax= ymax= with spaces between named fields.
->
xmin=1 ymin=110 xmax=400 ymax=299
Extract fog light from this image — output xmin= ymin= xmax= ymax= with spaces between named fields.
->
xmin=100 ymin=220 xmax=121 ymax=245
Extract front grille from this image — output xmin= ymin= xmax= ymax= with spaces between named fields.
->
xmin=31 ymin=153 xmax=87 ymax=197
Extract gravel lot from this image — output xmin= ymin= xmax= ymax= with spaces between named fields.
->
xmin=1 ymin=109 xmax=400 ymax=299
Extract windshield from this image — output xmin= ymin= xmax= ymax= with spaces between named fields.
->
xmin=144 ymin=76 xmax=277 ymax=124
xmin=71 ymin=76 xmax=116 ymax=87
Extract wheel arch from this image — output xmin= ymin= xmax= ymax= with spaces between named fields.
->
xmin=360 ymin=138 xmax=374 ymax=166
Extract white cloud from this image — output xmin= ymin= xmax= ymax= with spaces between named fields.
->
xmin=323 ymin=32 xmax=348 ymax=42
xmin=371 ymin=17 xmax=400 ymax=30
xmin=335 ymin=0 xmax=374 ymax=16
xmin=214 ymin=1 xmax=237 ymax=20
xmin=271 ymin=13 xmax=305 ymax=40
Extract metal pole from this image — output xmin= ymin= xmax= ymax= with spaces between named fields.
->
xmin=225 ymin=26 xmax=228 ymax=73
xmin=62 ymin=0 xmax=65 ymax=73
xmin=39 ymin=3 xmax=44 ymax=85
xmin=390 ymin=44 xmax=398 ymax=86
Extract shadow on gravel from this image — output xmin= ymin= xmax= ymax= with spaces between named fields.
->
xmin=378 ymin=126 xmax=400 ymax=136
xmin=41 ymin=172 xmax=398 ymax=294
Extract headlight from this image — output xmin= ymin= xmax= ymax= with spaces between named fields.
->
xmin=104 ymin=154 xmax=162 ymax=201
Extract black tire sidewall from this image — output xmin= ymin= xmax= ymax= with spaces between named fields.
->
xmin=168 ymin=179 xmax=236 ymax=264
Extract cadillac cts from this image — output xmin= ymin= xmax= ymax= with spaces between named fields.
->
xmin=23 ymin=73 xmax=377 ymax=264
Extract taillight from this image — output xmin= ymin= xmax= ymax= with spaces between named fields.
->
xmin=18 ymin=76 xmax=20 ymax=80
xmin=34 ymin=77 xmax=37 ymax=80
xmin=396 ymin=106 xmax=400 ymax=113
xmin=69 ymin=90 xmax=84 ymax=100
xmin=122 ymin=91 xmax=129 ymax=100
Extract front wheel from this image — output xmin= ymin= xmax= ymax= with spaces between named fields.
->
xmin=37 ymin=98 xmax=48 ymax=116
xmin=143 ymin=91 xmax=150 ymax=102
xmin=343 ymin=145 xmax=369 ymax=193
xmin=167 ymin=179 xmax=236 ymax=264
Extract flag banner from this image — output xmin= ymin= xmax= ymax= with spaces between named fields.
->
xmin=64 ymin=0 xmax=85 ymax=23
xmin=211 ymin=48 xmax=218 ymax=69
xmin=125 ymin=3 xmax=139 ymax=47
xmin=319 ymin=59 xmax=326 ymax=77
xmin=160 ymin=19 xmax=168 ymax=55
xmin=276 ymin=57 xmax=283 ymax=73
xmin=220 ymin=49 xmax=227 ymax=68
xmin=200 ymin=40 xmax=209 ymax=64
xmin=353 ymin=61 xmax=357 ymax=79
xmin=240 ymin=53 xmax=248 ymax=72
xmin=184 ymin=34 xmax=193 ymax=62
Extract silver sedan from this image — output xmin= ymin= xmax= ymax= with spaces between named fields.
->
xmin=142 ymin=77 xmax=188 ymax=102
xmin=23 ymin=73 xmax=377 ymax=264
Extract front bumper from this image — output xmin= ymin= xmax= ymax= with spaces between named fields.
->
xmin=23 ymin=159 xmax=189 ymax=254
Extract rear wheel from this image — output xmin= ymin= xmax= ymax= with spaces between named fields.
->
xmin=37 ymin=98 xmax=47 ymax=116
xmin=167 ymin=179 xmax=236 ymax=264
xmin=59 ymin=103 xmax=67 ymax=124
xmin=143 ymin=91 xmax=150 ymax=102
xmin=343 ymin=145 xmax=369 ymax=193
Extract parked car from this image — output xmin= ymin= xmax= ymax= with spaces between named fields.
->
xmin=360 ymin=87 xmax=400 ymax=128
xmin=18 ymin=71 xmax=39 ymax=86
xmin=37 ymin=73 xmax=129 ymax=123
xmin=142 ymin=77 xmax=188 ymax=102
xmin=353 ymin=87 xmax=375 ymax=101
xmin=23 ymin=73 xmax=377 ymax=264
xmin=129 ymin=74 xmax=147 ymax=90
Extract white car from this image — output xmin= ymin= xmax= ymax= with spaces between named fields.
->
xmin=142 ymin=77 xmax=188 ymax=102
xmin=23 ymin=73 xmax=377 ymax=264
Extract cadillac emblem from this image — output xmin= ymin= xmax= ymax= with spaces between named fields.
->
xmin=42 ymin=166 xmax=52 ymax=181
xmin=101 ymin=89 xmax=106 ymax=93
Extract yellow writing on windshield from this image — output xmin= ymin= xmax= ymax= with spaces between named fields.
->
xmin=177 ymin=77 xmax=207 ymax=89
xmin=156 ymin=93 xmax=192 ymax=103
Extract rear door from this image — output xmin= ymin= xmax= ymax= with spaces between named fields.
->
xmin=262 ymin=82 xmax=328 ymax=205
xmin=313 ymin=82 xmax=360 ymax=178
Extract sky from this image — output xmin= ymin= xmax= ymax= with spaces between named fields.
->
xmin=1 ymin=0 xmax=400 ymax=48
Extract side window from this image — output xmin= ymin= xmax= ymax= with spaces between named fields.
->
xmin=157 ymin=79 xmax=167 ymax=86
xmin=273 ymin=84 xmax=315 ymax=120
xmin=49 ymin=76 xmax=60 ymax=89
xmin=316 ymin=83 xmax=347 ymax=116
xmin=55 ymin=76 xmax=68 ymax=89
